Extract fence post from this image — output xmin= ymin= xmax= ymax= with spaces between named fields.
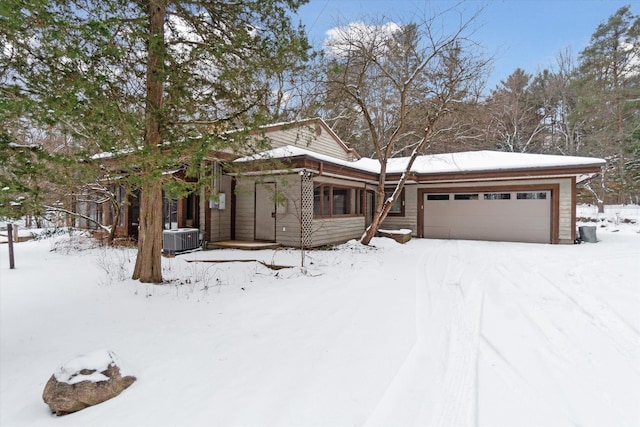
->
xmin=7 ymin=223 xmax=15 ymax=269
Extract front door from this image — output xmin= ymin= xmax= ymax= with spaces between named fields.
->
xmin=255 ymin=183 xmax=276 ymax=241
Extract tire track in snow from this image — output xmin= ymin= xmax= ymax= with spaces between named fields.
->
xmin=540 ymin=269 xmax=640 ymax=365
xmin=365 ymin=242 xmax=470 ymax=426
xmin=428 ymin=281 xmax=484 ymax=427
xmin=363 ymin=248 xmax=440 ymax=426
xmin=497 ymin=253 xmax=640 ymax=367
xmin=365 ymin=242 xmax=488 ymax=427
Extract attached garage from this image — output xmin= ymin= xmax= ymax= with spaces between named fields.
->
xmin=423 ymin=190 xmax=552 ymax=243
xmin=234 ymin=129 xmax=605 ymax=247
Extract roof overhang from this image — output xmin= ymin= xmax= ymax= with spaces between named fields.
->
xmin=234 ymin=147 xmax=605 ymax=185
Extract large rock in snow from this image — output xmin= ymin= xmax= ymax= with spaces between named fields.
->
xmin=42 ymin=350 xmax=136 ymax=416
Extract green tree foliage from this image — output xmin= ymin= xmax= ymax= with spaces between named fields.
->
xmin=572 ymin=5 xmax=640 ymax=203
xmin=1 ymin=0 xmax=310 ymax=282
xmin=0 ymin=130 xmax=46 ymax=220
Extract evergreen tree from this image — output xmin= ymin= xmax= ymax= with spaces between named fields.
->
xmin=573 ymin=5 xmax=640 ymax=204
xmin=1 ymin=0 xmax=310 ymax=282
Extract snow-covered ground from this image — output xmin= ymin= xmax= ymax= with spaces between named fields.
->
xmin=1 ymin=206 xmax=639 ymax=427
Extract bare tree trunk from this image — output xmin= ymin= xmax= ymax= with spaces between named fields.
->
xmin=361 ymin=126 xmax=437 ymax=246
xmin=133 ymin=0 xmax=165 ymax=283
xmin=361 ymin=178 xmax=388 ymax=245
xmin=361 ymin=211 xmax=382 ymax=245
xmin=107 ymin=199 xmax=120 ymax=246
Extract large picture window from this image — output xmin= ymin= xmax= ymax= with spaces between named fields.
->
xmin=314 ymin=184 xmax=363 ymax=218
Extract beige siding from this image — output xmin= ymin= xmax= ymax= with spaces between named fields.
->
xmin=256 ymin=125 xmax=353 ymax=161
xmin=278 ymin=174 xmax=367 ymax=247
xmin=381 ymin=185 xmax=418 ymax=235
xmin=234 ymin=177 xmax=256 ymax=241
xmin=208 ymin=175 xmax=233 ymax=242
xmin=273 ymin=175 xmax=304 ymax=247
xmin=231 ymin=172 xmax=576 ymax=246
xmin=309 ymin=176 xmax=368 ymax=246
xmin=234 ymin=173 xmax=367 ymax=247
xmin=311 ymin=217 xmax=366 ymax=247
xmin=557 ymin=178 xmax=574 ymax=242
xmin=233 ymin=175 xmax=307 ymax=246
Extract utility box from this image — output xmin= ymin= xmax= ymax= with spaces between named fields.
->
xmin=578 ymin=226 xmax=597 ymax=243
xmin=163 ymin=228 xmax=200 ymax=254
xmin=209 ymin=193 xmax=226 ymax=210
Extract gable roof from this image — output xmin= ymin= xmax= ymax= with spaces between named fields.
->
xmin=247 ymin=118 xmax=360 ymax=160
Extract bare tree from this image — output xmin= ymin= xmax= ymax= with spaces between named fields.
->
xmin=485 ymin=68 xmax=548 ymax=153
xmin=322 ymin=11 xmax=489 ymax=245
xmin=546 ymin=48 xmax=583 ymax=156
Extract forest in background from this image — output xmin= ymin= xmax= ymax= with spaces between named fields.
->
xmin=0 ymin=2 xmax=638 ymax=281
xmin=311 ymin=6 xmax=639 ymax=206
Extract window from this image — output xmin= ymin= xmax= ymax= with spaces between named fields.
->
xmin=427 ymin=194 xmax=450 ymax=201
xmin=355 ymin=189 xmax=364 ymax=215
xmin=454 ymin=193 xmax=478 ymax=200
xmin=105 ymin=186 xmax=127 ymax=228
xmin=332 ymin=187 xmax=351 ymax=215
xmin=314 ymin=184 xmax=362 ymax=217
xmin=322 ymin=186 xmax=330 ymax=215
xmin=163 ymin=195 xmax=178 ymax=230
xmin=484 ymin=193 xmax=511 ymax=200
xmin=313 ymin=189 xmax=321 ymax=216
xmin=384 ymin=188 xmax=405 ymax=216
xmin=517 ymin=192 xmax=547 ymax=200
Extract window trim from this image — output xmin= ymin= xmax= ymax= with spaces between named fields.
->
xmin=484 ymin=192 xmax=511 ymax=200
xmin=517 ymin=191 xmax=548 ymax=200
xmin=454 ymin=193 xmax=479 ymax=201
xmin=426 ymin=194 xmax=450 ymax=201
xmin=384 ymin=187 xmax=405 ymax=217
xmin=313 ymin=183 xmax=364 ymax=218
xmin=417 ymin=184 xmax=560 ymax=243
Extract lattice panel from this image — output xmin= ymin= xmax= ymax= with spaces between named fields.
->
xmin=301 ymin=172 xmax=314 ymax=248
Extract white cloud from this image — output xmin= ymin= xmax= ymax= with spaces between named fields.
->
xmin=323 ymin=21 xmax=401 ymax=58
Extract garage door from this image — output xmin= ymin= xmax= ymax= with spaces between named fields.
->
xmin=423 ymin=190 xmax=551 ymax=243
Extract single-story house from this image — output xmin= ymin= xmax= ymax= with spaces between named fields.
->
xmin=80 ymin=118 xmax=605 ymax=247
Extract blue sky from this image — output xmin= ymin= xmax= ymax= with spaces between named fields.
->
xmin=293 ymin=0 xmax=636 ymax=91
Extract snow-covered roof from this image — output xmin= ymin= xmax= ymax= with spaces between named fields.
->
xmin=235 ymin=145 xmax=354 ymax=166
xmin=235 ymin=146 xmax=605 ymax=175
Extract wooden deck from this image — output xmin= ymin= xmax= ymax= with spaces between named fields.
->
xmin=207 ymin=240 xmax=281 ymax=250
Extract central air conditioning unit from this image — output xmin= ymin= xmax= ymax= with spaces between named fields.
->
xmin=162 ymin=228 xmax=201 ymax=255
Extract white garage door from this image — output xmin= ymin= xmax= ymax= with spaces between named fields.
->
xmin=423 ymin=191 xmax=551 ymax=243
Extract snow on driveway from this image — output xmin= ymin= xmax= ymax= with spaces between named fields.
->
xmin=1 ymin=222 xmax=639 ymax=426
